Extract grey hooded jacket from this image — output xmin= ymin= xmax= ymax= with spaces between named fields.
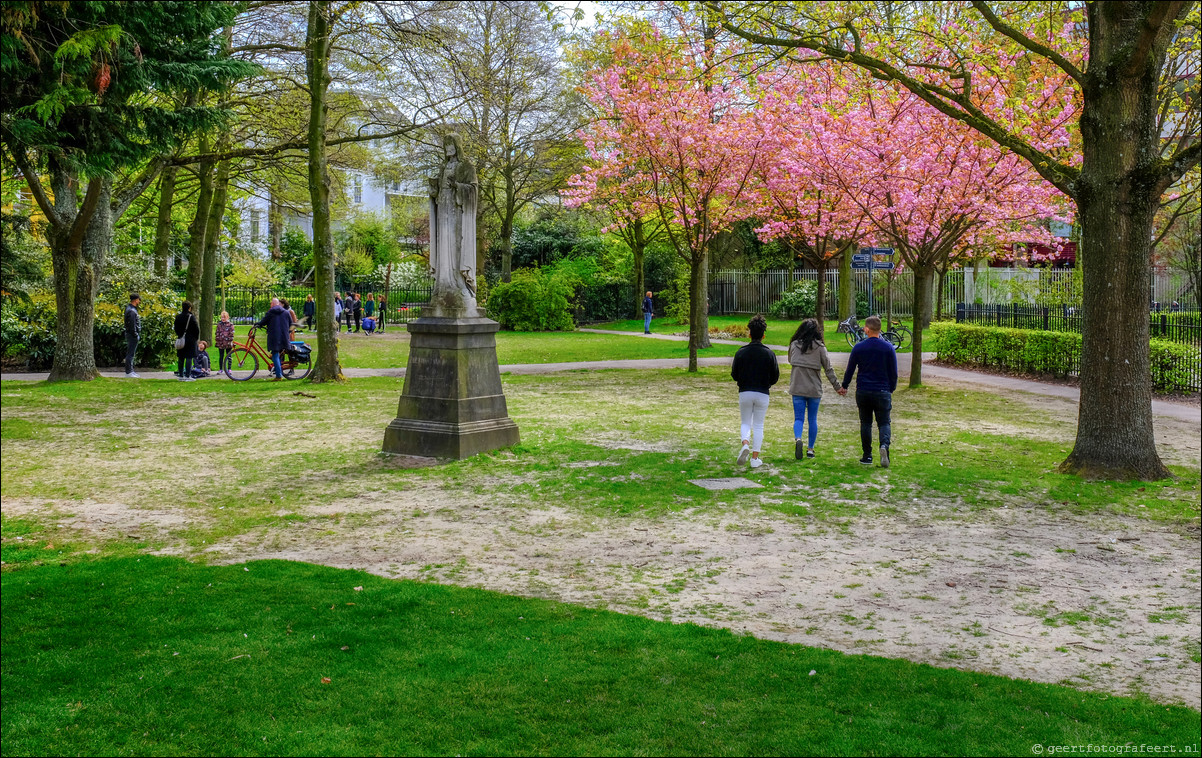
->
xmin=788 ymin=340 xmax=840 ymax=398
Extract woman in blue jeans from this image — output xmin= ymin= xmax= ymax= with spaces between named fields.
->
xmin=787 ymin=318 xmax=843 ymax=459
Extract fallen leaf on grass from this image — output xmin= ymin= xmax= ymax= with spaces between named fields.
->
xmin=321 ymin=677 xmax=331 ymax=684
xmin=353 ymin=586 xmax=363 ymax=591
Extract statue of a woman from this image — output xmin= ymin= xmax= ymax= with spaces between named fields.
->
xmin=428 ymin=133 xmax=479 ymax=315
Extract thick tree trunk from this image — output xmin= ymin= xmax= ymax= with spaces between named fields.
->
xmin=632 ymin=218 xmax=646 ymax=317
xmin=307 ymin=0 xmax=342 ymax=382
xmin=907 ymin=264 xmax=932 ymax=388
xmin=200 ymin=159 xmax=230 ymax=347
xmin=47 ymin=172 xmax=111 ymax=381
xmin=185 ymin=150 xmax=215 ymax=308
xmin=839 ymin=250 xmax=854 ymax=319
xmin=152 ymin=166 xmax=177 ymax=278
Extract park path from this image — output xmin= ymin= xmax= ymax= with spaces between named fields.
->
xmin=2 ymin=334 xmax=1197 ymax=424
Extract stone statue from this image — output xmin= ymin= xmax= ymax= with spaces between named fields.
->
xmin=428 ymin=133 xmax=478 ymax=314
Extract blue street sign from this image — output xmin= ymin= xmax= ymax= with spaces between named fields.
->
xmin=872 ymin=260 xmax=895 ymax=270
xmin=851 ymin=253 xmax=873 ymax=264
xmin=872 ymin=247 xmax=895 ymax=257
xmin=852 ymin=261 xmax=870 ymax=270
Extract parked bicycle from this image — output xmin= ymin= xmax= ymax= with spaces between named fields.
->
xmin=223 ymin=326 xmax=312 ymax=381
xmin=838 ymin=315 xmax=902 ymax=348
xmin=886 ymin=318 xmax=912 ymax=350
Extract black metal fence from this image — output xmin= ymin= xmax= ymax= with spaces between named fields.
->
xmin=955 ymin=303 xmax=1202 ymax=347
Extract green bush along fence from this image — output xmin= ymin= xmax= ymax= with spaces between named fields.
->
xmin=930 ymin=322 xmax=1201 ymax=393
xmin=955 ymin=302 xmax=1202 ymax=347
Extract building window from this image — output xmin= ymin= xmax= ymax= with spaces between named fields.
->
xmin=353 ymin=175 xmax=363 ymax=204
xmin=250 ymin=208 xmax=262 ymax=243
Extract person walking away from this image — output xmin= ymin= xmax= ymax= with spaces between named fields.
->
xmin=642 ymin=291 xmax=654 ymax=334
xmin=174 ymin=300 xmax=200 ymax=382
xmin=255 ymin=297 xmax=293 ymax=381
xmin=351 ymin=293 xmax=363 ymax=332
xmin=303 ymin=295 xmax=315 ymax=331
xmin=215 ymin=311 xmax=235 ymax=372
xmin=840 ymin=315 xmax=897 ymax=467
xmin=788 ymin=318 xmax=841 ymax=460
xmin=730 ymin=314 xmax=780 ymax=468
xmin=123 ymin=293 xmax=141 ymax=377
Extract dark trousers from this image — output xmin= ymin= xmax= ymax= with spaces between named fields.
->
xmin=856 ymin=390 xmax=892 ymax=455
xmin=349 ymin=312 xmax=361 ymax=331
xmin=177 ymin=355 xmax=194 ymax=377
xmin=124 ymin=334 xmax=138 ymax=374
xmin=218 ymin=348 xmax=229 ymax=372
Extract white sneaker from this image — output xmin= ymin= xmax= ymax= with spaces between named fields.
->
xmin=125 ymin=372 xmax=141 ymax=378
xmin=737 ymin=444 xmax=750 ymax=466
xmin=750 ymin=456 xmax=764 ymax=469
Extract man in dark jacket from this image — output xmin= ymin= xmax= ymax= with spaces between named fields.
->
xmin=642 ymin=291 xmax=654 ymax=334
xmin=124 ymin=293 xmax=141 ymax=378
xmin=730 ymin=314 xmax=780 ymax=468
xmin=841 ymin=315 xmax=898 ymax=467
xmin=255 ymin=298 xmax=293 ymax=380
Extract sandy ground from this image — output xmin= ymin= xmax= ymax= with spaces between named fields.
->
xmin=3 ymin=373 xmax=1199 ymax=710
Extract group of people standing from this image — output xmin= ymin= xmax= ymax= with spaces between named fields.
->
xmin=333 ymin=292 xmax=384 ymax=334
xmin=730 ymin=314 xmax=897 ymax=468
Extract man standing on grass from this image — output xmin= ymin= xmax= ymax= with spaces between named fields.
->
xmin=643 ymin=291 xmax=654 ymax=334
xmin=840 ymin=315 xmax=897 ymax=468
xmin=123 ymin=293 xmax=141 ymax=378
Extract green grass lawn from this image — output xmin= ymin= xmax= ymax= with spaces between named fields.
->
xmin=208 ymin=326 xmax=744 ymax=371
xmin=591 ymin=316 xmax=916 ymax=352
xmin=2 ymin=555 xmax=1197 ymax=757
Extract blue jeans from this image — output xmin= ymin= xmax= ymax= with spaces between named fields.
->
xmin=792 ymin=395 xmax=821 ymax=449
xmin=271 ymin=350 xmax=283 ymax=378
xmin=643 ymin=312 xmax=653 ymax=332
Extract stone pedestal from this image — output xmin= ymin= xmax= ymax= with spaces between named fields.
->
xmin=382 ymin=316 xmax=520 ymax=459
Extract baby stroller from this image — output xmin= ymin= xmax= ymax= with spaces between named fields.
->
xmin=362 ymin=316 xmax=376 ymax=335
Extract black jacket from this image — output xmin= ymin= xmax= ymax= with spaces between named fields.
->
xmin=255 ymin=305 xmax=293 ymax=353
xmin=174 ymin=311 xmax=200 ymax=358
xmin=731 ymin=340 xmax=780 ymax=395
xmin=303 ymin=300 xmax=315 ymax=318
xmin=124 ymin=304 xmax=141 ymax=339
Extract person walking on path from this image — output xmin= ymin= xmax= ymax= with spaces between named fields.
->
xmin=642 ymin=291 xmax=654 ymax=334
xmin=303 ymin=295 xmax=315 ymax=331
xmin=255 ymin=298 xmax=293 ymax=381
xmin=215 ymin=311 xmax=235 ymax=372
xmin=730 ymin=314 xmax=780 ymax=468
xmin=174 ymin=300 xmax=200 ymax=382
xmin=840 ymin=315 xmax=897 ymax=467
xmin=788 ymin=318 xmax=842 ymax=460
xmin=123 ymin=293 xmax=141 ymax=378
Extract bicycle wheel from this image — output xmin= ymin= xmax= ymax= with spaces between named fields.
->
xmin=893 ymin=326 xmax=912 ymax=350
xmin=845 ymin=328 xmax=861 ymax=347
xmin=223 ymin=348 xmax=258 ymax=381
xmin=283 ymin=355 xmax=312 ymax=381
xmin=883 ymin=330 xmax=903 ymax=348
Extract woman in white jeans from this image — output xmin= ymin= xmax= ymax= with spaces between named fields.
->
xmin=729 ymin=314 xmax=780 ymax=468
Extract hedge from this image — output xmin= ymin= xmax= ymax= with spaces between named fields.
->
xmin=1 ymin=291 xmax=181 ymax=370
xmin=929 ymin=322 xmax=1201 ymax=393
xmin=486 ymin=268 xmax=575 ymax=332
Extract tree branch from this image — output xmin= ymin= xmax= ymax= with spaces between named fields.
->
xmin=1119 ymin=1 xmax=1187 ymax=78
xmin=1158 ymin=141 xmax=1202 ymax=195
xmin=968 ymin=1 xmax=1085 ymax=84
xmin=112 ymin=156 xmax=167 ymax=218
xmin=2 ymin=135 xmax=65 ymax=228
xmin=65 ymin=178 xmax=102 ymax=252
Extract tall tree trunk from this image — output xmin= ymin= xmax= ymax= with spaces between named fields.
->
xmin=46 ymin=165 xmax=108 ymax=381
xmin=268 ymin=188 xmax=283 ymax=261
xmin=814 ymin=260 xmax=827 ymax=326
xmin=936 ymin=266 xmax=947 ymax=321
xmin=1061 ymin=38 xmax=1169 ymax=478
xmin=687 ymin=252 xmax=707 ymax=372
xmin=697 ymin=246 xmax=711 ymax=349
xmin=632 ymin=218 xmax=646 ymax=317
xmin=200 ymin=159 xmax=230 ymax=347
xmin=152 ymin=166 xmax=177 ymax=278
xmin=307 ymin=0 xmax=342 ymax=382
xmin=839 ymin=249 xmax=854 ymax=319
xmin=184 ymin=139 xmax=215 ymax=308
xmin=907 ymin=264 xmax=932 ymax=388
xmin=498 ymin=211 xmax=514 ymax=283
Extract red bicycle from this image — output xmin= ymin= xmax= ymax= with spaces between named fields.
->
xmin=223 ymin=327 xmax=312 ymax=381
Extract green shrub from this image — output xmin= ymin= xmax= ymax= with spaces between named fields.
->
xmin=486 ymin=268 xmax=574 ymax=331
xmin=1 ymin=291 xmax=180 ymax=370
xmin=929 ymin=322 xmax=1200 ymax=393
xmin=768 ymin=279 xmax=818 ymax=320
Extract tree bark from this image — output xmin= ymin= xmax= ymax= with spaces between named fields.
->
xmin=200 ymin=159 xmax=230 ymax=347
xmin=839 ymin=249 xmax=854 ymax=319
xmin=1061 ymin=36 xmax=1170 ymax=478
xmin=632 ymin=218 xmax=646 ymax=317
xmin=307 ymin=0 xmax=343 ymax=383
xmin=268 ymin=187 xmax=283 ymax=261
xmin=907 ymin=263 xmax=932 ymax=388
xmin=185 ymin=144 xmax=215 ymax=308
xmin=936 ymin=266 xmax=947 ymax=321
xmin=46 ymin=167 xmax=109 ymax=381
xmin=152 ymin=166 xmax=177 ymax=277
xmin=687 ymin=251 xmax=707 ymax=372
xmin=498 ymin=209 xmax=514 ymax=283
xmin=814 ymin=260 xmax=827 ymax=325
